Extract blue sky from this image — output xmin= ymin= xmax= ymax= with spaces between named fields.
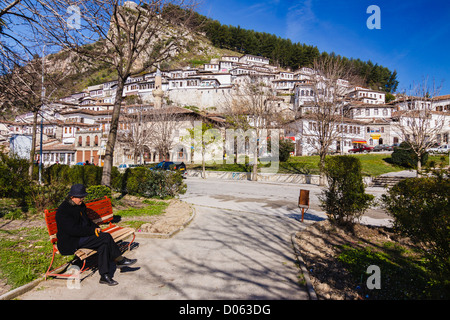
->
xmin=197 ymin=0 xmax=450 ymax=95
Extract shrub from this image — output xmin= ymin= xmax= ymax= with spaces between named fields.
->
xmin=44 ymin=164 xmax=103 ymax=187
xmin=391 ymin=142 xmax=428 ymax=168
xmin=381 ymin=170 xmax=450 ymax=290
xmin=122 ymin=168 xmax=186 ymax=199
xmin=110 ymin=166 xmax=123 ymax=192
xmin=320 ymin=155 xmax=374 ymax=226
xmin=26 ymin=182 xmax=70 ymax=212
xmin=122 ymin=167 xmax=149 ymax=195
xmin=152 ymin=170 xmax=187 ymax=198
xmin=83 ymin=165 xmax=102 ymax=186
xmin=85 ymin=185 xmax=112 ymax=201
xmin=44 ymin=164 xmax=72 ymax=185
xmin=279 ymin=138 xmax=295 ymax=162
xmin=0 ymin=153 xmax=31 ymax=199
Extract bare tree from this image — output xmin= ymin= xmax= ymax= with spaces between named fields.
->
xmin=225 ymin=74 xmax=282 ymax=181
xmin=0 ymin=49 xmax=65 ymax=178
xmin=391 ymin=78 xmax=444 ymax=174
xmin=298 ymin=56 xmax=357 ymax=185
xmin=117 ymin=108 xmax=153 ymax=164
xmin=148 ymin=106 xmax=185 ymax=162
xmin=35 ymin=0 xmax=197 ymax=186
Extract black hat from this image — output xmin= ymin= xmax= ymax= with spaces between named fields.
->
xmin=68 ymin=184 xmax=88 ymax=198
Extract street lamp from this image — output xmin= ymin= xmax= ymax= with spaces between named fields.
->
xmin=39 ymin=45 xmax=46 ymax=185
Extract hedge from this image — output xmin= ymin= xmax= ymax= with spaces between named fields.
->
xmin=319 ymin=155 xmax=374 ymax=226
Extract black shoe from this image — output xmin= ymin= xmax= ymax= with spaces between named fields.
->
xmin=116 ymin=257 xmax=137 ymax=268
xmin=99 ymin=274 xmax=118 ymax=286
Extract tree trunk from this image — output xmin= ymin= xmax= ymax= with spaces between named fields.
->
xmin=252 ymin=141 xmax=258 ymax=181
xmin=252 ymin=128 xmax=259 ymax=181
xmin=417 ymin=158 xmax=422 ymax=177
xmin=319 ymin=152 xmax=326 ymax=186
xmin=202 ymin=147 xmax=206 ymax=179
xmin=28 ymin=109 xmax=38 ymax=178
xmin=101 ymin=78 xmax=125 ymax=187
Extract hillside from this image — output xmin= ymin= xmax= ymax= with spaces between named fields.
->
xmin=43 ymin=7 xmax=398 ymax=99
xmin=44 ymin=30 xmax=239 ymax=99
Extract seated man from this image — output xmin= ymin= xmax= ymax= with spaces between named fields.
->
xmin=55 ymin=184 xmax=137 ymax=286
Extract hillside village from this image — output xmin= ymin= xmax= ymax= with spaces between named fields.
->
xmin=1 ymin=52 xmax=450 ymax=167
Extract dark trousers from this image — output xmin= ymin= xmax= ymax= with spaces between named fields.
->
xmin=78 ymin=233 xmax=122 ymax=276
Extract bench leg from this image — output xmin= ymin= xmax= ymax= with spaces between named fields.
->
xmin=46 ymin=245 xmax=89 ymax=280
xmin=45 ymin=245 xmax=58 ymax=280
xmin=127 ymin=233 xmax=136 ymax=252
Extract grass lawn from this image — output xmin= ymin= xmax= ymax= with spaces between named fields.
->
xmin=281 ymin=153 xmax=407 ymax=176
xmin=0 ymin=227 xmax=73 ymax=290
xmin=187 ymin=153 xmax=449 ymax=177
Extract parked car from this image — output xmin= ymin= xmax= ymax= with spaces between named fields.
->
xmin=428 ymin=144 xmax=450 ymax=154
xmin=150 ymin=161 xmax=174 ymax=171
xmin=372 ymin=144 xmax=392 ymax=152
xmin=150 ymin=161 xmax=187 ymax=178
xmin=173 ymin=162 xmax=187 ymax=178
xmin=348 ymin=145 xmax=374 ymax=153
xmin=118 ymin=164 xmax=142 ymax=170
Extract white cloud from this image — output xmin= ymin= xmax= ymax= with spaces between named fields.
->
xmin=285 ymin=0 xmax=317 ymax=41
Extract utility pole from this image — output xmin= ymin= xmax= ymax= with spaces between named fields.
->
xmin=39 ymin=45 xmax=46 ymax=185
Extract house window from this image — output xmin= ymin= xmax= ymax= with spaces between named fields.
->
xmin=78 ymin=136 xmax=83 ymax=147
xmin=86 ymin=136 xmax=90 ymax=147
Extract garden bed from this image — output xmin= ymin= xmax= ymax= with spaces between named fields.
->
xmin=294 ymin=220 xmax=444 ymax=299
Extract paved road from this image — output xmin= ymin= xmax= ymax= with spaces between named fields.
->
xmin=21 ymin=178 xmax=326 ymax=300
xmin=179 ymin=177 xmax=392 ymax=226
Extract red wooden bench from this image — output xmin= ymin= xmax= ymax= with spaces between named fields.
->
xmin=43 ymin=196 xmax=135 ymax=279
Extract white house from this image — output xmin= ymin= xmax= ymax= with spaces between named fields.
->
xmin=432 ymin=94 xmax=450 ymax=112
xmin=347 ymin=87 xmax=386 ymax=105
xmin=393 ymin=96 xmax=432 ymax=111
xmin=285 ymin=116 xmax=366 ymax=156
xmin=348 ymin=102 xmax=394 ymax=121
xmin=203 ymin=63 xmax=220 ymax=72
xmin=222 ymin=56 xmax=240 ymax=63
xmin=238 ymin=54 xmax=270 ymax=66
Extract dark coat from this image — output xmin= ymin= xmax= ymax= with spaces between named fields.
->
xmin=55 ymin=199 xmax=98 ymax=255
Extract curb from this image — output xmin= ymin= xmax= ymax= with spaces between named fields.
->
xmin=135 ymin=205 xmax=196 ymax=239
xmin=291 ymin=233 xmax=318 ymax=300
xmin=0 ymin=263 xmax=69 ymax=300
xmin=0 ymin=277 xmax=44 ymax=301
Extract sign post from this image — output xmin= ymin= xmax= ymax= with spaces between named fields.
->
xmin=298 ymin=189 xmax=310 ymax=222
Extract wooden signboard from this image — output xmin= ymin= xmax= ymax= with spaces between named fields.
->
xmin=298 ymin=189 xmax=310 ymax=222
